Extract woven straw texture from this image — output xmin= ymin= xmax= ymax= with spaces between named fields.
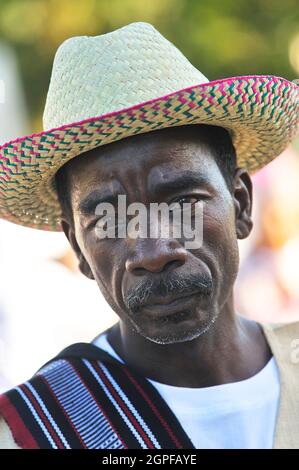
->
xmin=0 ymin=22 xmax=298 ymax=231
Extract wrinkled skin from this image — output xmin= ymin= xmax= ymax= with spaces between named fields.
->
xmin=60 ymin=125 xmax=272 ymax=387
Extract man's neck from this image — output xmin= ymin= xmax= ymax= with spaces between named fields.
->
xmin=107 ymin=299 xmax=272 ymax=388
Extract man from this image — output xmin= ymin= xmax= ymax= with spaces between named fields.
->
xmin=0 ymin=22 xmax=298 ymax=449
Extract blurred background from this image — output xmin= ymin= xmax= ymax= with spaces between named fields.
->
xmin=0 ymin=0 xmax=298 ymax=391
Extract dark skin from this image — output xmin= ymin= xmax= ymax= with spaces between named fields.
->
xmin=60 ymin=125 xmax=272 ymax=388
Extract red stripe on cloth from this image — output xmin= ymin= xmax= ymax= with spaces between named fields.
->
xmin=92 ymin=361 xmax=156 ymax=449
xmin=0 ymin=393 xmax=39 ymax=449
xmin=122 ymin=367 xmax=184 ymax=448
xmin=19 ymin=384 xmax=65 ymax=449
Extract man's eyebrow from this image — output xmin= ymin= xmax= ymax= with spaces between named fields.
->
xmin=150 ymin=172 xmax=211 ymax=195
xmin=78 ymin=189 xmax=119 ymax=215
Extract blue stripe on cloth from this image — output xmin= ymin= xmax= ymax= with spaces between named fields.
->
xmin=40 ymin=359 xmax=124 ymax=449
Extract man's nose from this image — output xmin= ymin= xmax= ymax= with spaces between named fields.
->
xmin=125 ymin=239 xmax=188 ymax=275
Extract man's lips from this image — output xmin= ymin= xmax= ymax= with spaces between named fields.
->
xmin=137 ymin=292 xmax=201 ymax=316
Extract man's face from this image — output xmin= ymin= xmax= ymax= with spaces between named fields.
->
xmin=61 ymin=126 xmax=252 ymax=344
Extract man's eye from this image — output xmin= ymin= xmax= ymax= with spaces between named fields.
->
xmin=172 ymin=195 xmax=205 ymax=208
xmin=176 ymin=196 xmax=199 ymax=206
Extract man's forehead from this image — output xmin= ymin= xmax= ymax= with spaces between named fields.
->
xmin=58 ymin=125 xmax=231 ymax=214
xmin=67 ymin=129 xmax=217 ymax=185
xmin=70 ymin=151 xmax=218 ymax=205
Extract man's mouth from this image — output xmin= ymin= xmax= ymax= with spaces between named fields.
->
xmin=138 ymin=292 xmax=201 ymax=317
xmin=124 ymin=271 xmax=213 ymax=316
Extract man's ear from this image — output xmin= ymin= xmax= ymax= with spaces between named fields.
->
xmin=233 ymin=168 xmax=253 ymax=240
xmin=60 ymin=219 xmax=95 ymax=280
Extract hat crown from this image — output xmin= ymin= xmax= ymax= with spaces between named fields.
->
xmin=43 ymin=22 xmax=208 ymax=130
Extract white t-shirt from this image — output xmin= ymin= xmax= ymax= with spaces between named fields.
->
xmin=93 ymin=332 xmax=280 ymax=449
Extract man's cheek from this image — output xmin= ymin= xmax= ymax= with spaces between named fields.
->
xmin=202 ymin=210 xmax=231 ymax=248
xmin=203 ymin=211 xmax=239 ymax=276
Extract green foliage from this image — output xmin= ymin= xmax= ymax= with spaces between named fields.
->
xmin=0 ymin=0 xmax=298 ymax=129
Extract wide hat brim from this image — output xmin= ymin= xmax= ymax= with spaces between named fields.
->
xmin=0 ymin=74 xmax=298 ymax=232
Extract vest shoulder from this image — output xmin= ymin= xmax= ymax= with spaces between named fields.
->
xmin=261 ymin=319 xmax=299 ymax=338
xmin=260 ymin=320 xmax=299 ymax=370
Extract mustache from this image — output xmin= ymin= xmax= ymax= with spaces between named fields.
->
xmin=124 ymin=272 xmax=213 ymax=313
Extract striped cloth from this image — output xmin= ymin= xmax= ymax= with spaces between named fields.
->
xmin=0 ymin=343 xmax=195 ymax=449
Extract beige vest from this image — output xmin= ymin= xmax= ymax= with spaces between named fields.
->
xmin=1 ymin=321 xmax=298 ymax=449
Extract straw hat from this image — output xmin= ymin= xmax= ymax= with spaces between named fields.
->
xmin=0 ymin=22 xmax=298 ymax=231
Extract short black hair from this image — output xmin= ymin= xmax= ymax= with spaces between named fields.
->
xmin=54 ymin=124 xmax=237 ymax=224
xmin=55 ymin=161 xmax=73 ymax=224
